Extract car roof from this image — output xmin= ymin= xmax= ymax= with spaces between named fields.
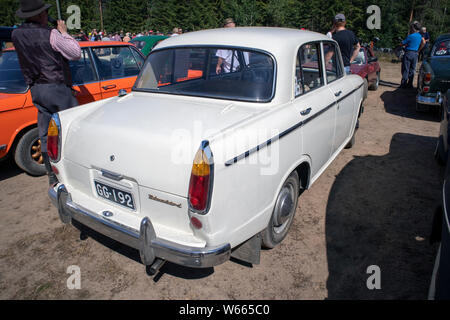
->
xmin=130 ymin=35 xmax=169 ymax=41
xmin=3 ymin=40 xmax=135 ymax=51
xmin=155 ymin=27 xmax=331 ymax=55
xmin=435 ymin=34 xmax=450 ymax=43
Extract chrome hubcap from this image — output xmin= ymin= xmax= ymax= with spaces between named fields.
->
xmin=273 ymin=185 xmax=295 ymax=234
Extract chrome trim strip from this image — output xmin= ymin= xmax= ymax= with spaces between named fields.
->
xmin=101 ymin=169 xmax=124 ymax=181
xmin=225 ymin=100 xmax=336 ymax=166
xmin=224 ymin=82 xmax=364 ymax=167
xmin=224 ymin=82 xmax=363 ymax=167
xmin=336 ymin=83 xmax=364 ymax=103
xmin=48 ymin=184 xmax=230 ymax=268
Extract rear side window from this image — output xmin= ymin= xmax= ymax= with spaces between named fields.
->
xmin=295 ymin=42 xmax=323 ymax=97
xmin=91 ymin=46 xmax=141 ymax=80
xmin=0 ymin=51 xmax=27 ymax=93
xmin=69 ymin=48 xmax=97 ymax=85
xmin=323 ymin=42 xmax=343 ymax=83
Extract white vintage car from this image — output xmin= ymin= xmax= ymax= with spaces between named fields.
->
xmin=48 ymin=27 xmax=364 ymax=272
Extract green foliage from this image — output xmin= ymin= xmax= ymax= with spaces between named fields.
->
xmin=1 ymin=0 xmax=449 ymax=48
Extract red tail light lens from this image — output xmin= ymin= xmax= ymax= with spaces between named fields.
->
xmin=423 ymin=86 xmax=430 ymax=93
xmin=188 ymin=142 xmax=213 ymax=214
xmin=47 ymin=115 xmax=60 ymax=161
xmin=424 ymin=73 xmax=432 ymax=84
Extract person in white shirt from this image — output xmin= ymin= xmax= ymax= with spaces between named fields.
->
xmin=215 ymin=18 xmax=249 ymax=74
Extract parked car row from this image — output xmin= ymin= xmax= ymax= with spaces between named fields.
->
xmin=350 ymin=44 xmax=381 ymax=99
xmin=416 ymin=34 xmax=450 ymax=112
xmin=47 ymin=28 xmax=364 ymax=273
xmin=0 ymin=41 xmax=145 ymax=175
xmin=129 ymin=35 xmax=169 ymax=56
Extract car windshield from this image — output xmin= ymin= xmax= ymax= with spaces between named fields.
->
xmin=352 ymin=49 xmax=366 ymax=65
xmin=132 ymin=40 xmax=146 ymax=50
xmin=0 ymin=51 xmax=28 ymax=94
xmin=134 ymin=47 xmax=275 ymax=102
xmin=432 ymin=40 xmax=450 ymax=57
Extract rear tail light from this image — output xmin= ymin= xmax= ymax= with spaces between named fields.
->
xmin=188 ymin=141 xmax=213 ymax=214
xmin=47 ymin=114 xmax=61 ymax=162
xmin=423 ymin=86 xmax=430 ymax=93
xmin=424 ymin=72 xmax=432 ymax=84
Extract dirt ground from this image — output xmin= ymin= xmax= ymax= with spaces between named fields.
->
xmin=0 ymin=61 xmax=443 ymax=300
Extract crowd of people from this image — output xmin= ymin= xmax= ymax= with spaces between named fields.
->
xmin=325 ymin=14 xmax=431 ymax=89
xmin=73 ymin=27 xmax=183 ymax=42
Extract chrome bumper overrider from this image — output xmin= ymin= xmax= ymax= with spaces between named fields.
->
xmin=417 ymin=91 xmax=443 ymax=106
xmin=48 ymin=184 xmax=231 ymax=268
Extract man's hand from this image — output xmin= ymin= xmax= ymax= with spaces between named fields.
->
xmin=216 ymin=57 xmax=223 ymax=74
xmin=57 ymin=20 xmax=68 ymax=35
xmin=350 ymin=42 xmax=361 ymax=64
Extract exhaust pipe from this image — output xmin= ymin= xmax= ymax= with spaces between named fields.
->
xmin=147 ymin=258 xmax=165 ymax=276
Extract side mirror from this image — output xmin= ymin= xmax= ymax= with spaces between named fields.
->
xmin=368 ymin=56 xmax=378 ymax=63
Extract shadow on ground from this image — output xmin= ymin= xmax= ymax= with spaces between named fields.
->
xmin=381 ymin=87 xmax=440 ymax=122
xmin=326 ymin=133 xmax=442 ymax=299
xmin=72 ymin=220 xmax=214 ymax=281
xmin=0 ymin=156 xmax=23 ymax=181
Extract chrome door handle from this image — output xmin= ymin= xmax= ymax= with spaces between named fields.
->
xmin=335 ymin=90 xmax=342 ymax=97
xmin=300 ymin=108 xmax=311 ymax=116
xmin=102 ymin=84 xmax=117 ymax=90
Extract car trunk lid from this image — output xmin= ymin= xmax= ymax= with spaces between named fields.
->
xmin=63 ymin=91 xmax=261 ymax=197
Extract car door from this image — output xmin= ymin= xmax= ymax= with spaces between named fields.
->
xmin=323 ymin=41 xmax=355 ymax=153
xmin=69 ymin=47 xmax=101 ymax=105
xmin=91 ymin=45 xmax=143 ymax=99
xmin=292 ymin=42 xmax=337 ymax=176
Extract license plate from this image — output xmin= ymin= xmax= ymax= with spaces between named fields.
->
xmin=94 ymin=180 xmax=135 ymax=210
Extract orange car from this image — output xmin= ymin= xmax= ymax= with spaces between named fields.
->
xmin=0 ymin=41 xmax=145 ymax=175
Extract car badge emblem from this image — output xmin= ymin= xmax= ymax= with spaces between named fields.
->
xmin=102 ymin=211 xmax=113 ymax=217
xmin=110 ymin=155 xmax=115 ymax=161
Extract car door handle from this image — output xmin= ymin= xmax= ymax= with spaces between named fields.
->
xmin=102 ymin=84 xmax=117 ymax=90
xmin=300 ymin=108 xmax=311 ymax=116
xmin=334 ymin=90 xmax=342 ymax=97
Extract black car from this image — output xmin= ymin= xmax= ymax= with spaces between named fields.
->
xmin=429 ymin=157 xmax=450 ymax=299
xmin=435 ymin=89 xmax=450 ymax=165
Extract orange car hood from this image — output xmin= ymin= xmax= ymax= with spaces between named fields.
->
xmin=0 ymin=92 xmax=28 ymax=112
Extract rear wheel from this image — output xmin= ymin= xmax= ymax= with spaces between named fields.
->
xmin=14 ymin=128 xmax=46 ymax=176
xmin=262 ymin=171 xmax=300 ymax=249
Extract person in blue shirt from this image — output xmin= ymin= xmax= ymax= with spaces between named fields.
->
xmin=400 ymin=21 xmax=426 ymax=88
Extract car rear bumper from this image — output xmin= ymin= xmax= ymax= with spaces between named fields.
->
xmin=48 ymin=184 xmax=231 ymax=268
xmin=417 ymin=91 xmax=443 ymax=106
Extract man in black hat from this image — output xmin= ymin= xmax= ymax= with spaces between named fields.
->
xmin=12 ymin=0 xmax=81 ymax=185
xmin=331 ymin=13 xmax=361 ymax=75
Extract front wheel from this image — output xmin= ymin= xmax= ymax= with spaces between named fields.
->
xmin=369 ymin=72 xmax=380 ymax=91
xmin=262 ymin=171 xmax=300 ymax=249
xmin=14 ymin=128 xmax=46 ymax=176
